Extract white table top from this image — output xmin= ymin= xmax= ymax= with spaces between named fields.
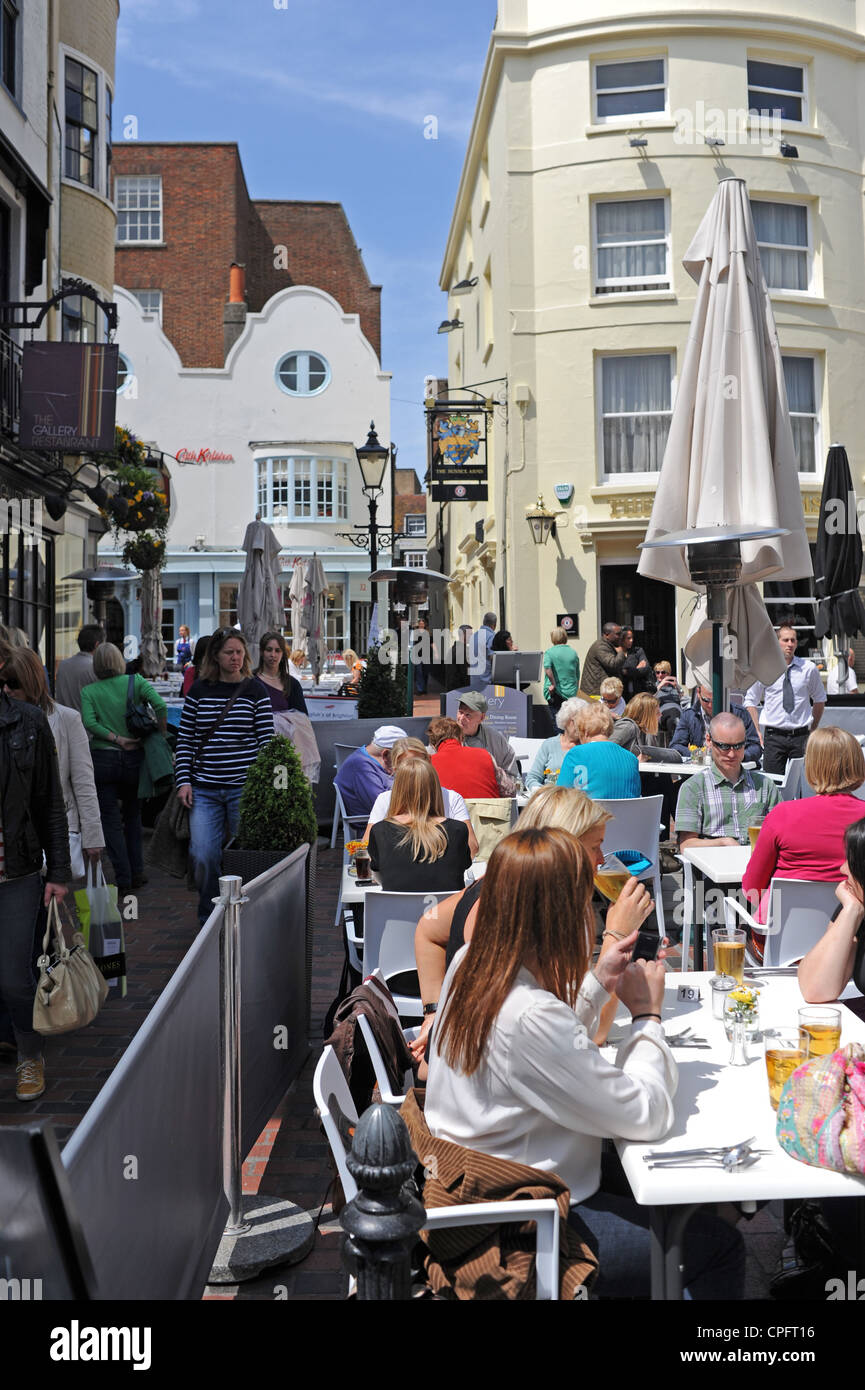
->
xmin=679 ymin=844 xmax=751 ymax=883
xmin=615 ymin=971 xmax=865 ymax=1206
xmin=341 ymin=864 xmax=382 ymax=905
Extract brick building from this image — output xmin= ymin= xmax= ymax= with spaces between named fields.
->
xmin=108 ymin=142 xmax=391 ymax=654
xmin=393 ymin=468 xmax=428 ymax=570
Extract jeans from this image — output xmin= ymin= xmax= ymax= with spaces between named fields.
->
xmin=91 ymin=747 xmax=145 ymax=889
xmin=189 ymin=784 xmax=243 ymax=924
xmin=0 ymin=874 xmax=43 ymax=1061
xmin=568 ymin=1189 xmax=745 ymax=1300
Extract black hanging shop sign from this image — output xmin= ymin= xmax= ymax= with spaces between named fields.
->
xmin=427 ymin=401 xmax=489 ymax=502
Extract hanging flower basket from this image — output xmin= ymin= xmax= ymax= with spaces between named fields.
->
xmin=122 ymin=534 xmax=166 ymax=571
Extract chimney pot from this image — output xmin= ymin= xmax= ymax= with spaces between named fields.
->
xmin=229 ymin=262 xmax=246 ymax=303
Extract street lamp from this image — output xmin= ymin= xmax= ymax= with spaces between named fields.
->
xmin=356 ymin=421 xmax=389 ymax=575
xmin=525 ymin=495 xmax=562 ymax=546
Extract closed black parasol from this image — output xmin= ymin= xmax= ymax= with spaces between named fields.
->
xmin=814 ymin=445 xmax=865 ymax=648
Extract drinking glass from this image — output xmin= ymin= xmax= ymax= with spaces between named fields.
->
xmin=712 ymin=927 xmax=746 ymax=984
xmin=354 ymin=849 xmax=372 ymax=883
xmin=798 ymin=1006 xmax=842 ymax=1058
xmin=747 ymin=820 xmax=764 ymax=852
xmin=763 ymin=1029 xmax=807 ymax=1110
xmin=592 ymin=853 xmax=630 ymax=903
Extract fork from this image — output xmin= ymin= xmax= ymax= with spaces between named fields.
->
xmin=642 ymin=1136 xmax=755 ymax=1161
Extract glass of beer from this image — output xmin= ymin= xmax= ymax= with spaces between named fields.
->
xmin=712 ymin=928 xmax=746 ymax=984
xmin=798 ymin=1006 xmax=842 ymax=1058
xmin=764 ymin=1029 xmax=807 ymax=1110
xmin=593 ymin=853 xmax=631 ymax=903
xmin=748 ymin=820 xmax=764 ymax=852
xmin=354 ymin=848 xmax=372 ymax=883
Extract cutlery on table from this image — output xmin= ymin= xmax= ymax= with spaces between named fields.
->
xmin=642 ymin=1137 xmax=755 ymax=1161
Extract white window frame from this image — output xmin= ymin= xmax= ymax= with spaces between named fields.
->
xmin=596 ymin=350 xmax=676 ymax=483
xmin=130 ymin=288 xmax=163 ymax=322
xmin=593 ymin=55 xmax=667 ymax=125
xmin=274 ymin=351 xmax=331 ymax=397
xmin=781 ymin=352 xmax=822 ymax=477
xmin=60 ymin=46 xmax=112 ymax=199
xmin=255 ymin=456 xmax=348 ymax=523
xmin=403 ymin=550 xmax=427 ymax=568
xmin=404 ymin=513 xmax=427 ymax=537
xmin=750 ymin=197 xmax=814 ymax=296
xmin=747 ymin=57 xmax=808 ymax=127
xmin=116 ymin=176 xmax=163 ymax=245
xmin=117 ymin=351 xmax=135 ymax=395
xmin=592 ymin=196 xmax=671 ymax=296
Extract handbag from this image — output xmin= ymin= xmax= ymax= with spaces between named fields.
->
xmin=126 ymin=673 xmax=158 ymax=739
xmin=776 ymin=1042 xmax=865 ymax=1174
xmin=74 ymin=860 xmax=126 ymax=995
xmin=33 ymin=898 xmax=109 ymax=1035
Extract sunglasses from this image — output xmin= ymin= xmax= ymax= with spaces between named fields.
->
xmin=601 ymin=695 xmax=619 ymax=704
xmin=711 ymin=740 xmax=745 ymax=752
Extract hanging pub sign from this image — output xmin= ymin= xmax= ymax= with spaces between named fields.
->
xmin=427 ymin=402 xmax=489 ymax=502
xmin=19 ymin=342 xmax=119 ymax=452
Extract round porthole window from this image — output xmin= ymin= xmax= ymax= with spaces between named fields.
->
xmin=275 ymin=351 xmax=330 ymax=396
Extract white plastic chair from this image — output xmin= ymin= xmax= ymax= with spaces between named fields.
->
xmin=330 ymin=782 xmax=370 ymax=852
xmin=362 ymin=891 xmax=454 ymax=1019
xmin=356 ymin=1012 xmax=419 ymax=1107
xmin=597 ymin=795 xmax=666 ymax=939
xmin=722 ymin=877 xmax=840 ymax=967
xmin=334 ymin=742 xmax=361 ymax=770
xmin=508 ymin=737 xmax=544 ymax=775
xmin=312 ymin=1046 xmax=561 ymax=1299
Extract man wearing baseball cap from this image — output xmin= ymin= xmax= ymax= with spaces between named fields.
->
xmin=456 ymin=692 xmax=519 ymax=787
xmin=334 ymin=725 xmax=408 ymax=818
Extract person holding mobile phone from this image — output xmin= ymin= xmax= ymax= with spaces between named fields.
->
xmin=425 ymin=827 xmax=744 ymax=1299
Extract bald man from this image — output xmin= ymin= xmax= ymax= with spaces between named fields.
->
xmin=675 ymin=713 xmax=780 ymax=851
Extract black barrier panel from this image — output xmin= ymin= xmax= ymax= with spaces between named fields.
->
xmin=62 ymin=904 xmax=227 ymax=1301
xmin=0 ymin=1124 xmax=98 ymax=1299
xmin=239 ymin=847 xmax=309 ymax=1154
xmin=312 ymin=716 xmax=432 ymax=824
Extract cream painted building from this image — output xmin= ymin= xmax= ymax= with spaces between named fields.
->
xmin=438 ymin=0 xmax=865 ymax=679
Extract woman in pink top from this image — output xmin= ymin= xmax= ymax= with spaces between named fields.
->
xmin=742 ymin=728 xmax=865 ymax=959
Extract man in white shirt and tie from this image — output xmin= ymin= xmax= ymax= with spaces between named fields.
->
xmin=743 ymin=624 xmax=826 ymax=775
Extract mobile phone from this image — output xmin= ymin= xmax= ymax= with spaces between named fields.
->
xmin=631 ymin=928 xmax=661 ymax=963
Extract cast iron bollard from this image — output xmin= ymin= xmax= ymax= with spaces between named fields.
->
xmin=340 ymin=1104 xmax=425 ymax=1300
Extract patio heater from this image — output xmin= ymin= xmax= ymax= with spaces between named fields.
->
xmin=639 ymin=524 xmax=788 ymax=714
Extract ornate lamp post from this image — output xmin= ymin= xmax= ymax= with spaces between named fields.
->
xmin=337 ymin=421 xmax=407 ymax=576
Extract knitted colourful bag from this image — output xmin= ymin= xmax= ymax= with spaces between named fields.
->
xmin=776 ymin=1042 xmax=865 ymax=1174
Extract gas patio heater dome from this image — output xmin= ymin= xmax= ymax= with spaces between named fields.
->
xmin=639 ymin=522 xmax=788 ymax=710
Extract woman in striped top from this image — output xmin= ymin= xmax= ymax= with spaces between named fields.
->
xmin=175 ymin=629 xmax=274 ymax=924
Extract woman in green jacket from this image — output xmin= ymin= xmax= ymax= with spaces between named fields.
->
xmin=81 ymin=643 xmax=166 ymax=891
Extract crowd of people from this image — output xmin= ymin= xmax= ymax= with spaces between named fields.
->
xmin=4 ymin=602 xmax=865 ymax=1299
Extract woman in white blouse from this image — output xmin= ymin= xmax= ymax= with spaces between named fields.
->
xmin=426 ymin=826 xmax=744 ymax=1299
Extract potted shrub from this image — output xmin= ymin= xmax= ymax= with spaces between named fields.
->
xmin=356 ymin=642 xmax=406 ymax=718
xmin=222 ymin=736 xmax=319 ymax=1025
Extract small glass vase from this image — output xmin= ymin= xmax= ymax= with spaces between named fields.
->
xmin=729 ymin=1018 xmax=748 ymax=1067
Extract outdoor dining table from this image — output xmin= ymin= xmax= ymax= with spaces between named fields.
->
xmin=679 ymin=844 xmax=751 ymax=970
xmin=611 ymin=970 xmax=865 ymax=1300
xmin=638 ymin=760 xmax=756 ymax=776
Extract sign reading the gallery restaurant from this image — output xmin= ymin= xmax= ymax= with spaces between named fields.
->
xmin=427 ymin=402 xmax=489 ymax=502
xmin=175 ymin=448 xmax=235 ymax=465
xmin=20 ymin=343 xmax=118 ymax=451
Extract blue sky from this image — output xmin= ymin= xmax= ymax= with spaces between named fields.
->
xmin=115 ymin=0 xmax=497 ymax=482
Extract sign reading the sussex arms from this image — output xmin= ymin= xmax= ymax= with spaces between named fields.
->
xmin=427 ymin=402 xmax=489 ymax=502
xmin=20 ymin=343 xmax=119 ymax=451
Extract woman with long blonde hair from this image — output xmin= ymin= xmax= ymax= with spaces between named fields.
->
xmin=368 ymin=758 xmax=471 ymax=892
xmin=426 ymin=826 xmax=744 ymax=1299
xmin=413 ymin=785 xmax=612 ymax=1061
xmin=363 ymin=737 xmax=478 ymax=857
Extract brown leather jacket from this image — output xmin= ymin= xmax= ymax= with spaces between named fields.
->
xmin=580 ymin=637 xmax=627 ymax=697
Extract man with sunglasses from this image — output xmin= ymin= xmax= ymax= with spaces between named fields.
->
xmin=675 ymin=713 xmax=779 ymax=851
xmin=0 ymin=660 xmax=71 ymax=1100
xmin=670 ymin=684 xmax=762 ymax=766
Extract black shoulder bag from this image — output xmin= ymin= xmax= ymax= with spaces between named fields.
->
xmin=126 ymin=674 xmax=159 ymax=738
